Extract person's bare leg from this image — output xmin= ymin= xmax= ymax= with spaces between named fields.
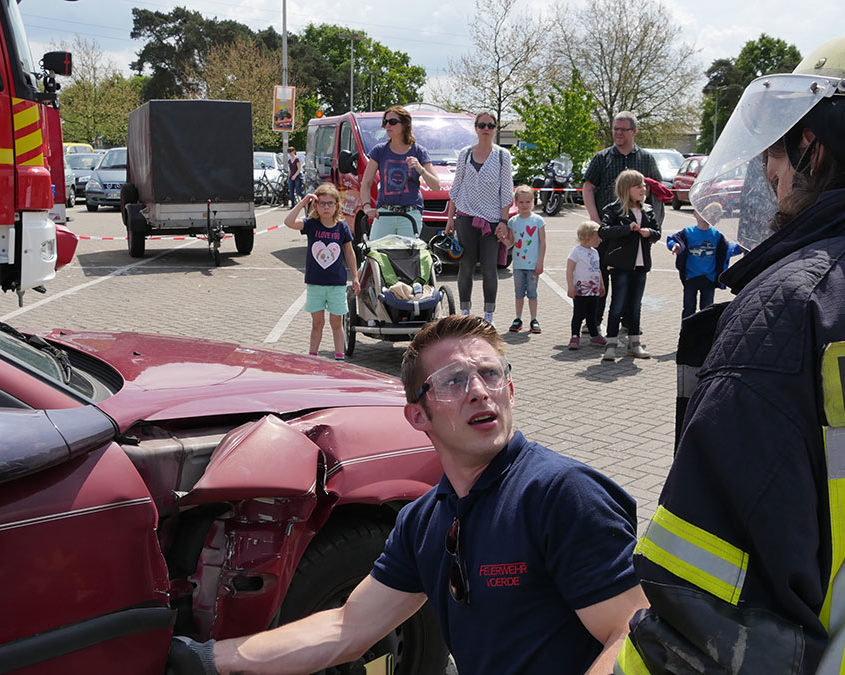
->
xmin=310 ymin=311 xmax=325 ymax=354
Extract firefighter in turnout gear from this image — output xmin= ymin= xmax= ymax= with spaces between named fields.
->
xmin=616 ymin=36 xmax=845 ymax=674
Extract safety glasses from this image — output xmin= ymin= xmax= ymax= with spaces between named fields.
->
xmin=475 ymin=122 xmax=496 ymax=130
xmin=416 ymin=355 xmax=511 ymax=403
xmin=445 ymin=517 xmax=469 ymax=604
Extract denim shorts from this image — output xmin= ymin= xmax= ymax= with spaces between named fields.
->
xmin=513 ymin=269 xmax=539 ymax=300
xmin=305 ymin=284 xmax=348 ymax=315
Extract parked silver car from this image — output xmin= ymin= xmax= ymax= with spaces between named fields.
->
xmin=85 ymin=147 xmax=127 ymax=212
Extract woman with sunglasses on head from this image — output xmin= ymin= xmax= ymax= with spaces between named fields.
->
xmin=446 ymin=111 xmax=514 ymax=325
xmin=359 ymin=105 xmax=440 ymax=241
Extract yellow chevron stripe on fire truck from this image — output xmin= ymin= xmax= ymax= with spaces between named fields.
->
xmin=11 ymin=97 xmax=44 ymax=166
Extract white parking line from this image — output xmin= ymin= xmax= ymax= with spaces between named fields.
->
xmin=539 ymin=272 xmax=573 ymax=307
xmin=1 ymin=240 xmax=199 ymax=321
xmin=264 ymin=290 xmax=307 ymax=343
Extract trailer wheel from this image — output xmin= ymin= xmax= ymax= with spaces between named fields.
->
xmin=234 ymin=229 xmax=254 ymax=255
xmin=127 ymin=228 xmax=146 ymax=258
xmin=120 ymin=184 xmax=139 ymax=226
xmin=343 ymin=286 xmax=357 ymax=357
xmin=273 ymin=517 xmax=449 ymax=675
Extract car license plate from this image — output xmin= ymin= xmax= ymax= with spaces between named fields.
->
xmin=107 ymin=191 xmax=119 ymax=199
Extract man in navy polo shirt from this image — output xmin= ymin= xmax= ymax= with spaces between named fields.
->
xmin=205 ymin=315 xmax=646 ymax=674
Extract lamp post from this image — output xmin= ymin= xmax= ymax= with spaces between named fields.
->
xmin=338 ymin=32 xmax=363 ymax=111
xmin=281 ymin=0 xmax=288 ymax=148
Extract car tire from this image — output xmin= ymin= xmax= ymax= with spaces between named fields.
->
xmin=273 ymin=517 xmax=449 ymax=675
xmin=127 ymin=227 xmax=146 ymax=258
xmin=234 ymin=229 xmax=255 ymax=255
xmin=86 ymin=202 xmax=98 ymax=212
xmin=672 ymin=192 xmax=681 ymax=210
xmin=66 ymin=190 xmax=75 ymax=208
xmin=343 ymin=286 xmax=357 ymax=357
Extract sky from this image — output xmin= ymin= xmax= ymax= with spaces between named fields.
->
xmin=21 ymin=0 xmax=845 ymax=92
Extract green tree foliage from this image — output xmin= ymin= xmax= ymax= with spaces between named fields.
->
xmin=696 ymin=35 xmax=801 ymax=153
xmin=298 ymin=24 xmax=426 ymax=114
xmin=511 ymin=72 xmax=598 ymax=183
xmin=57 ymin=37 xmax=142 ymax=146
xmin=553 ymin=0 xmax=699 ymax=145
xmin=130 ymin=7 xmax=253 ymax=99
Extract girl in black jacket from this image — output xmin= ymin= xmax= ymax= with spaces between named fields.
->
xmin=598 ymin=169 xmax=661 ymax=360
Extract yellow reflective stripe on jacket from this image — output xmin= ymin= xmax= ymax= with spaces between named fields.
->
xmin=822 ymin=342 xmax=845 ymax=428
xmin=614 ymin=636 xmax=650 ymax=675
xmin=821 ymin=425 xmax=845 ymax=630
xmin=635 ymin=505 xmax=748 ymax=605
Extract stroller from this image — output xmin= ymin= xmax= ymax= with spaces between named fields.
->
xmin=344 ymin=212 xmax=455 ymax=357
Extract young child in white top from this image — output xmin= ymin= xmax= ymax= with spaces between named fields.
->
xmin=566 ymin=221 xmax=606 ymax=350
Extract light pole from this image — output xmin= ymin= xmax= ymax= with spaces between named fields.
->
xmin=281 ymin=0 xmax=288 ymax=148
xmin=338 ymin=32 xmax=363 ymax=111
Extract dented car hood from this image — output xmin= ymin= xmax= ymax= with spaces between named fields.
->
xmin=43 ymin=330 xmax=407 ymax=430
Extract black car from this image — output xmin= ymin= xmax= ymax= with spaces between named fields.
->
xmin=66 ymin=152 xmax=101 ymax=201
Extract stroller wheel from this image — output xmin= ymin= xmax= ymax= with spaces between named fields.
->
xmin=437 ymin=285 xmax=456 ymax=317
xmin=344 ymin=286 xmax=357 ymax=357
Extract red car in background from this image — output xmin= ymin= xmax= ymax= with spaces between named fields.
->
xmin=0 ymin=326 xmax=447 ymax=674
xmin=672 ymin=155 xmax=708 ymax=209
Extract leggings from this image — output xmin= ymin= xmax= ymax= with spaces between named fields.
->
xmin=456 ymin=215 xmax=499 ymax=313
xmin=571 ymin=296 xmax=599 ymax=337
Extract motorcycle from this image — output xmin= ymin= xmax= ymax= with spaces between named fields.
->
xmin=532 ymin=153 xmax=574 ymax=216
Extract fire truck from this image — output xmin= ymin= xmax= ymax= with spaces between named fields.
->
xmin=0 ymin=1 xmax=72 ymax=304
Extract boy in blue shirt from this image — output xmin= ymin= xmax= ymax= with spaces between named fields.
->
xmin=503 ymin=185 xmax=546 ymax=334
xmin=666 ymin=202 xmax=741 ymax=318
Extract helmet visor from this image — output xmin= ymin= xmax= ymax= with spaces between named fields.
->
xmin=691 ymin=74 xmax=840 ymax=249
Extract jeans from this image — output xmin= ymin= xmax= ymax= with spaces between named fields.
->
xmin=682 ymin=275 xmax=716 ymax=318
xmin=456 ymin=215 xmax=499 ymax=313
xmin=288 ymin=175 xmax=303 ymax=205
xmin=606 ymin=268 xmax=647 ymax=338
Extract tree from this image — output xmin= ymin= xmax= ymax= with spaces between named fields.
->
xmin=130 ymin=7 xmax=253 ymax=99
xmin=57 ymin=37 xmax=142 ymax=146
xmin=512 ymin=71 xmax=598 ymax=182
xmin=552 ymin=0 xmax=700 ymax=145
xmin=432 ymin=0 xmax=551 ymax=140
xmin=298 ymin=24 xmax=426 ymax=114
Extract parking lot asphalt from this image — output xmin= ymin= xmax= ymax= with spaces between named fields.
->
xmin=2 ymin=201 xmax=741 ymax=532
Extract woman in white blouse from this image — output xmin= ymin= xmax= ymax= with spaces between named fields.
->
xmin=445 ymin=111 xmax=514 ymax=324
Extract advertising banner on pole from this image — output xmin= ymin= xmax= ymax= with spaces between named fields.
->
xmin=272 ymin=86 xmax=295 ymax=132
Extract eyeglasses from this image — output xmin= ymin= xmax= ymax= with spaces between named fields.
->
xmin=475 ymin=122 xmax=496 ymax=130
xmin=445 ymin=517 xmax=470 ymax=604
xmin=613 ymin=126 xmax=635 ymax=133
xmin=416 ymin=355 xmax=511 ymax=402
xmin=382 ymin=118 xmax=402 ymax=127
xmin=316 ymin=200 xmax=336 ymax=208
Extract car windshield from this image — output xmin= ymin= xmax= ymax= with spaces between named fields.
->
xmin=97 ymin=148 xmax=127 ymax=170
xmin=649 ymin=150 xmax=684 ymax=182
xmin=254 ymin=154 xmax=276 ymax=169
xmin=358 ymin=116 xmax=477 ymax=164
xmin=67 ymin=154 xmax=99 ymax=170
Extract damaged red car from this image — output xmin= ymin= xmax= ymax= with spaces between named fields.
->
xmin=0 ymin=324 xmax=447 ymax=674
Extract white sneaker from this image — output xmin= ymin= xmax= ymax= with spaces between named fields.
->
xmin=483 ymin=312 xmax=494 ymax=325
xmin=628 ymin=343 xmax=651 ymax=358
xmin=602 ymin=346 xmax=616 ymax=361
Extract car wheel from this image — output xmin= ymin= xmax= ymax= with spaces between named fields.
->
xmin=343 ymin=286 xmax=357 ymax=358
xmin=437 ymin=285 xmax=455 ymax=318
xmin=234 ymin=229 xmax=255 ymax=255
xmin=672 ymin=192 xmax=681 ymax=210
xmin=66 ymin=190 xmax=75 ymax=208
xmin=127 ymin=227 xmax=146 ymax=258
xmin=543 ymin=192 xmax=562 ymax=216
xmin=273 ymin=517 xmax=449 ymax=675
xmin=86 ymin=202 xmax=98 ymax=212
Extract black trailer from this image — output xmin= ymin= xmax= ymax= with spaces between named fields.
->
xmin=122 ymin=100 xmax=256 ymax=264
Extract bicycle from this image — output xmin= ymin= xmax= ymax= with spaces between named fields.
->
xmin=254 ymin=166 xmax=289 ymax=207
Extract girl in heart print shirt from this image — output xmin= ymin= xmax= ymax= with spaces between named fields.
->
xmin=284 ymin=183 xmax=360 ymax=360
